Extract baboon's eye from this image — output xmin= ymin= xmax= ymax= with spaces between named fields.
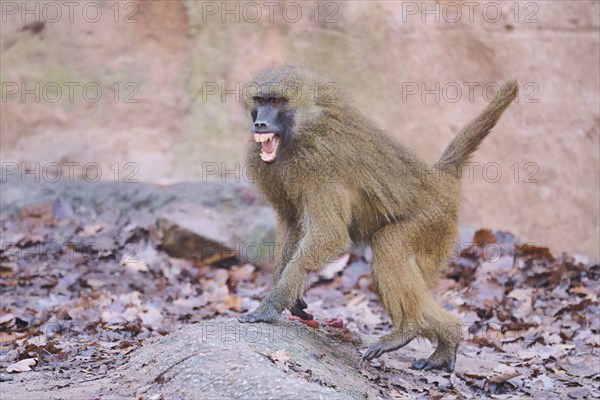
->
xmin=269 ymin=98 xmax=283 ymax=107
xmin=254 ymin=97 xmax=266 ymax=106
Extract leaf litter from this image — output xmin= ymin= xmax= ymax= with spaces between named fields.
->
xmin=1 ymin=204 xmax=598 ymax=399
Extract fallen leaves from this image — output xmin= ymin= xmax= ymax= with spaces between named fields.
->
xmin=6 ymin=358 xmax=37 ymax=373
xmin=324 ymin=318 xmax=344 ymax=329
xmin=515 ymin=243 xmax=555 ymax=263
xmin=269 ymin=349 xmax=291 ymax=368
xmin=1 ymin=199 xmax=598 ymax=398
xmin=268 ymin=349 xmax=313 ymax=379
xmin=318 ymin=253 xmax=350 ymax=280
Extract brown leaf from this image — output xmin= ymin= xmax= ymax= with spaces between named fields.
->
xmin=515 ymin=244 xmax=554 ymax=262
xmin=0 ymin=263 xmax=16 ymax=279
xmin=301 ymin=319 xmax=319 ymax=329
xmin=288 ymin=316 xmax=319 ymax=329
xmin=0 ymin=332 xmax=17 ymax=350
xmin=18 ymin=204 xmax=54 ymax=225
xmin=473 ymin=229 xmax=496 ymax=247
xmin=569 ymin=285 xmax=596 ymax=298
xmin=324 ymin=318 xmax=344 ymax=328
xmin=219 ymin=295 xmax=242 ymax=312
xmin=229 ymin=264 xmax=255 ymax=285
xmin=554 ymin=299 xmax=596 ymax=317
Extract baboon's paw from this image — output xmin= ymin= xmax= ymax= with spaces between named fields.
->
xmin=412 ymin=351 xmax=456 ymax=372
xmin=290 ymin=298 xmax=313 ymax=320
xmin=362 ymin=334 xmax=414 ymax=361
xmin=362 ymin=343 xmax=387 ymax=361
xmin=238 ymin=305 xmax=279 ymax=323
xmin=290 ymin=308 xmax=313 ymax=321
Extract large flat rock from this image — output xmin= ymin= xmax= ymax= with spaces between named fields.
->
xmin=1 ymin=319 xmax=382 ymax=399
xmin=0 ymin=177 xmax=276 ymax=267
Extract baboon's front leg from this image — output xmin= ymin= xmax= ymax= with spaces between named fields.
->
xmin=271 ymin=221 xmax=312 ymax=319
xmin=239 ymin=191 xmax=351 ymax=323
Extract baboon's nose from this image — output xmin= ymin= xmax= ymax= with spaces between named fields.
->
xmin=254 ymin=121 xmax=268 ymax=129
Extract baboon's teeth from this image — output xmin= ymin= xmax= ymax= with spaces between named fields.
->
xmin=254 ymin=133 xmax=275 ymax=143
xmin=259 ymin=135 xmax=280 ymax=163
xmin=260 ymin=150 xmax=277 ymax=162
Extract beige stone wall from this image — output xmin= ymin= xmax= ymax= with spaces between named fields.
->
xmin=1 ymin=1 xmax=598 ymax=257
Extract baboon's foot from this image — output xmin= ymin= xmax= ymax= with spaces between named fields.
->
xmin=362 ymin=330 xmax=417 ymax=361
xmin=412 ymin=342 xmax=458 ymax=372
xmin=238 ymin=302 xmax=280 ymax=323
xmin=290 ymin=298 xmax=313 ymax=320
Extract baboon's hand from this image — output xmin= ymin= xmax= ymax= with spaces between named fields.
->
xmin=238 ymin=301 xmax=280 ymax=323
xmin=290 ymin=298 xmax=313 ymax=320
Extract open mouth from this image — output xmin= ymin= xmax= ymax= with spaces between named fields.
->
xmin=254 ymin=133 xmax=281 ymax=163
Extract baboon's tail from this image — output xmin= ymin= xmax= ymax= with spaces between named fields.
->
xmin=438 ymin=80 xmax=518 ymax=174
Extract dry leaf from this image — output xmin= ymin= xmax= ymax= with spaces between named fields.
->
xmin=270 ymin=349 xmax=291 ymax=364
xmin=269 ymin=350 xmax=291 ymax=370
xmin=229 ymin=264 xmax=255 ymax=284
xmin=121 ymin=259 xmax=150 ymax=272
xmin=473 ymin=229 xmax=496 ymax=247
xmin=0 ymin=314 xmax=15 ymax=328
xmin=81 ymin=223 xmax=109 ymax=236
xmin=140 ymin=306 xmax=163 ymax=327
xmin=515 ymin=244 xmax=554 ymax=262
xmin=6 ymin=358 xmax=37 ymax=373
xmin=319 ymin=253 xmax=350 ymax=280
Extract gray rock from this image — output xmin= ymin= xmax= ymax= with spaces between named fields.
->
xmin=115 ymin=319 xmax=376 ymax=399
xmin=1 ymin=175 xmax=276 ymax=267
xmin=0 ymin=319 xmax=380 ymax=399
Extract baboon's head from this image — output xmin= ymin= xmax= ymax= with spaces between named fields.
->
xmin=245 ymin=65 xmax=333 ymax=163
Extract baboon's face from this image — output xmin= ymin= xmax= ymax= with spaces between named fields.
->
xmin=251 ymin=96 xmax=294 ymax=163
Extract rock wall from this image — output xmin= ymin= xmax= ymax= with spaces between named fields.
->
xmin=1 ymin=1 xmax=598 ymax=257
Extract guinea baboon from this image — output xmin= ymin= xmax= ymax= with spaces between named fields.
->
xmin=239 ymin=65 xmax=517 ymax=372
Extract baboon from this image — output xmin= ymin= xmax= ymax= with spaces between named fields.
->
xmin=239 ymin=65 xmax=517 ymax=372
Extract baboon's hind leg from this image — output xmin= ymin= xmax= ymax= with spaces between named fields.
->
xmin=410 ymin=253 xmax=461 ymax=372
xmin=362 ymin=223 xmax=461 ymax=372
